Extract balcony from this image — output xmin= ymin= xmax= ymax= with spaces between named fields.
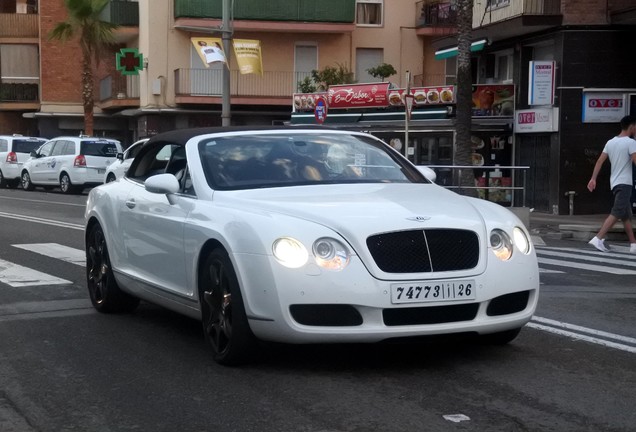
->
xmin=472 ymin=0 xmax=562 ymax=41
xmin=174 ymin=69 xmax=311 ymax=105
xmin=174 ymin=0 xmax=355 ymax=33
xmin=100 ymin=0 xmax=139 ymax=43
xmin=98 ymin=74 xmax=140 ymax=109
xmin=0 ymin=83 xmax=39 ymax=110
xmin=416 ymin=1 xmax=457 ymax=37
xmin=0 ymin=13 xmax=38 ymax=38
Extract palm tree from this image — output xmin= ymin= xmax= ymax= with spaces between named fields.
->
xmin=454 ymin=0 xmax=476 ymax=197
xmin=49 ymin=0 xmax=118 ymax=136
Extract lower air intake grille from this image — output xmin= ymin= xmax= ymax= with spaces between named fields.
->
xmin=383 ymin=303 xmax=479 ymax=326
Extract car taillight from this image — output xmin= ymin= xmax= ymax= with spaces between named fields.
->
xmin=6 ymin=152 xmax=17 ymax=163
xmin=74 ymin=155 xmax=86 ymax=167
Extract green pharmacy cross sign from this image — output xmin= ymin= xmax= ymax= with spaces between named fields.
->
xmin=116 ymin=48 xmax=144 ymax=76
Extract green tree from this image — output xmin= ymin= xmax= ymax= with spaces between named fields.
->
xmin=366 ymin=63 xmax=397 ymax=82
xmin=310 ymin=63 xmax=355 ymax=91
xmin=454 ymin=0 xmax=476 ymax=197
xmin=49 ymin=0 xmax=118 ymax=136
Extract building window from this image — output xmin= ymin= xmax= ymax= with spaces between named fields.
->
xmin=487 ymin=0 xmax=511 ymax=10
xmin=0 ymin=44 xmax=39 ymax=83
xmin=356 ymin=0 xmax=383 ymax=26
xmin=295 ymin=44 xmax=318 ymax=91
xmin=495 ymin=51 xmax=513 ymax=84
xmin=445 ymin=56 xmax=457 ymax=85
xmin=356 ymin=48 xmax=383 ymax=83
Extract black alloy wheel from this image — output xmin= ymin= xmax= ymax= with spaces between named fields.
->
xmin=21 ymin=171 xmax=34 ymax=191
xmin=86 ymin=223 xmax=139 ymax=313
xmin=200 ymin=249 xmax=256 ymax=365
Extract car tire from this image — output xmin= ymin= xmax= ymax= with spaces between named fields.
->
xmin=86 ymin=223 xmax=139 ymax=313
xmin=479 ymin=327 xmax=522 ymax=345
xmin=105 ymin=173 xmax=116 ymax=183
xmin=200 ymin=248 xmax=257 ymax=366
xmin=21 ymin=171 xmax=35 ymax=191
xmin=59 ymin=173 xmax=77 ymax=194
xmin=0 ymin=170 xmax=6 ymax=188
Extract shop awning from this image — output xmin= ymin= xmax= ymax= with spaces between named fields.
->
xmin=435 ymin=39 xmax=488 ymax=60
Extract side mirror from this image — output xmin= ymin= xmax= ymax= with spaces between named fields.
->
xmin=145 ymin=173 xmax=180 ymax=195
xmin=116 ymin=152 xmax=124 ymax=161
xmin=416 ymin=166 xmax=437 ymax=182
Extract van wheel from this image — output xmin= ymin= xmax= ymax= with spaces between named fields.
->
xmin=86 ymin=223 xmax=139 ymax=313
xmin=60 ymin=173 xmax=77 ymax=194
xmin=106 ymin=173 xmax=116 ymax=183
xmin=7 ymin=179 xmax=20 ymax=189
xmin=21 ymin=171 xmax=35 ymax=191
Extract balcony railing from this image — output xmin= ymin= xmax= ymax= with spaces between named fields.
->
xmin=0 ymin=83 xmax=39 ymax=102
xmin=174 ymin=0 xmax=355 ymax=23
xmin=474 ymin=0 xmax=561 ymax=27
xmin=416 ymin=1 xmax=457 ymax=28
xmin=0 ymin=13 xmax=39 ymax=37
xmin=100 ymin=0 xmax=139 ymax=26
xmin=175 ymin=69 xmax=313 ymax=98
xmin=99 ymin=74 xmax=140 ymax=101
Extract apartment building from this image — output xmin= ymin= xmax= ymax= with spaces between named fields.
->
xmin=420 ymin=0 xmax=636 ymax=214
xmin=0 ymin=0 xmax=429 ymax=142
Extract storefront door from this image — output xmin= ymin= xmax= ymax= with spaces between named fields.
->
xmin=517 ymin=135 xmax=551 ymax=212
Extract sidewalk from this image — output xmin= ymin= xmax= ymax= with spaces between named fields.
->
xmin=529 ymin=212 xmax=635 ymax=243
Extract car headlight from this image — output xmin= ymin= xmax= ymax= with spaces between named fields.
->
xmin=490 ymin=229 xmax=513 ymax=261
xmin=273 ymin=237 xmax=308 ymax=268
xmin=312 ymin=237 xmax=350 ymax=271
xmin=513 ymin=226 xmax=531 ymax=254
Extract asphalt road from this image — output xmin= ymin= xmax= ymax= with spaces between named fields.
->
xmin=0 ymin=187 xmax=634 ymax=432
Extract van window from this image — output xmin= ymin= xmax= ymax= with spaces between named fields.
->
xmin=12 ymin=139 xmax=46 ymax=154
xmin=81 ymin=140 xmax=119 ymax=157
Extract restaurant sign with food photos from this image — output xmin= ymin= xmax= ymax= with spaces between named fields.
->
xmin=293 ymin=83 xmax=455 ymax=112
xmin=472 ymin=84 xmax=515 ymax=117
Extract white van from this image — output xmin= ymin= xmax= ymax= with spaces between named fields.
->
xmin=0 ymin=135 xmax=47 ymax=188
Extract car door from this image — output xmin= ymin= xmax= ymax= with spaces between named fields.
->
xmin=45 ymin=140 xmax=70 ymax=183
xmin=119 ymin=142 xmax=190 ymax=297
xmin=29 ymin=141 xmax=55 ymax=183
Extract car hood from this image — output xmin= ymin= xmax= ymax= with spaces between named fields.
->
xmin=221 ymin=183 xmax=487 ymax=240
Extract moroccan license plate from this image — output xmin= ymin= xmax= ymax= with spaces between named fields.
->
xmin=390 ymin=280 xmax=476 ymax=304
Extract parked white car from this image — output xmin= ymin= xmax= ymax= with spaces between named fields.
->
xmin=0 ymin=135 xmax=47 ymax=188
xmin=104 ymin=138 xmax=148 ymax=183
xmin=85 ymin=127 xmax=539 ymax=365
xmin=21 ymin=136 xmax=122 ymax=194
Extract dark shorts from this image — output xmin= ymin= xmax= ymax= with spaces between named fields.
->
xmin=610 ymin=184 xmax=634 ymax=219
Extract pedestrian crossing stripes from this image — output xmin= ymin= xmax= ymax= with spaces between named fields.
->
xmin=536 ymin=245 xmax=636 ymax=275
xmin=0 ymin=243 xmax=82 ymax=287
xmin=13 ymin=243 xmax=85 ymax=266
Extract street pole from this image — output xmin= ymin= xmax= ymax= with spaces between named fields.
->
xmin=404 ymin=71 xmax=411 ymax=159
xmin=221 ymin=0 xmax=232 ymax=126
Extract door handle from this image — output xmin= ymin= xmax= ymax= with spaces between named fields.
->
xmin=125 ymin=199 xmax=136 ymax=209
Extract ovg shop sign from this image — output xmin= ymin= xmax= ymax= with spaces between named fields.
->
xmin=582 ymin=92 xmax=627 ymax=123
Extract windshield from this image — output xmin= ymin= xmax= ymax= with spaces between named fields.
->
xmin=198 ymin=132 xmax=428 ymax=190
xmin=13 ymin=139 xmax=46 ymax=154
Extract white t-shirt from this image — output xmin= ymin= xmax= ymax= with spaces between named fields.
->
xmin=602 ymin=135 xmax=636 ymax=189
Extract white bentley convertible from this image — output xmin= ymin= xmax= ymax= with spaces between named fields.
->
xmin=85 ymin=127 xmax=539 ymax=365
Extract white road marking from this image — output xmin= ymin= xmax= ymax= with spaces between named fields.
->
xmin=0 ymin=195 xmax=85 ymax=207
xmin=443 ymin=414 xmax=470 ymax=423
xmin=528 ymin=323 xmax=636 ymax=354
xmin=537 ymin=257 xmax=636 ymax=275
xmin=0 ymin=211 xmax=83 ymax=230
xmin=537 ymin=249 xmax=636 ymax=267
xmin=532 ymin=316 xmax=636 ymax=345
xmin=539 ymin=268 xmax=565 ymax=274
xmin=13 ymin=243 xmax=85 ymax=266
xmin=0 ymin=258 xmax=71 ymax=287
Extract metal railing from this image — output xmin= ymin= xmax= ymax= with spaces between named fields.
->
xmin=416 ymin=0 xmax=457 ymax=27
xmin=175 ymin=69 xmax=312 ymax=97
xmin=100 ymin=0 xmax=139 ymax=26
xmin=424 ymin=165 xmax=529 ymax=207
xmin=0 ymin=83 xmax=39 ymax=102
xmin=99 ymin=74 xmax=140 ymax=101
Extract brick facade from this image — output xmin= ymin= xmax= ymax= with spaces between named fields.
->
xmin=562 ymin=0 xmax=609 ymax=25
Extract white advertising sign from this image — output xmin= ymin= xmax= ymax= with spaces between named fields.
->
xmin=582 ymin=92 xmax=627 ymax=123
xmin=515 ymin=108 xmax=559 ymax=133
xmin=528 ymin=61 xmax=555 ymax=106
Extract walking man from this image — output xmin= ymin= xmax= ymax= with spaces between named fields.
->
xmin=587 ymin=115 xmax=636 ymax=253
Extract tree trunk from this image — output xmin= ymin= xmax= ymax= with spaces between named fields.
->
xmin=454 ymin=0 xmax=476 ymax=197
xmin=82 ymin=55 xmax=94 ymax=136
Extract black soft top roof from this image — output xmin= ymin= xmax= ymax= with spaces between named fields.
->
xmin=144 ymin=125 xmax=340 ymax=145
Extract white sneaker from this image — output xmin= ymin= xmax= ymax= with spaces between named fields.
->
xmin=588 ymin=236 xmax=609 ymax=252
xmin=630 ymin=243 xmax=636 ymax=254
